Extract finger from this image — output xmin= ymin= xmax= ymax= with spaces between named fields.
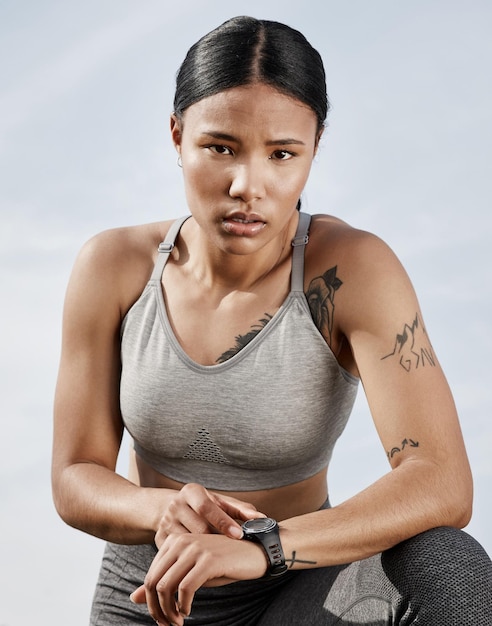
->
xmin=194 ymin=496 xmax=244 ymax=538
xmin=150 ymin=534 xmax=211 ymax=623
xmin=155 ymin=560 xmax=195 ymax=625
xmin=177 ymin=484 xmax=242 ymax=538
xmin=155 ymin=511 xmax=210 ymax=549
xmin=143 ymin=550 xmax=181 ymax=626
xmin=129 ymin=584 xmax=146 ymax=604
xmin=154 ymin=520 xmax=187 ymax=549
xmin=161 ymin=497 xmax=212 ymax=535
xmin=175 ymin=567 xmax=203 ymax=618
xmin=213 ymin=494 xmax=267 ymax=524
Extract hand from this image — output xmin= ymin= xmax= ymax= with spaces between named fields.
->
xmin=155 ymin=482 xmax=264 ymax=547
xmin=130 ymin=532 xmax=268 ymax=626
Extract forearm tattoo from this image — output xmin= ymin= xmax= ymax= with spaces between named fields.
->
xmin=306 ymin=266 xmax=343 ymax=345
xmin=216 ymin=314 xmax=273 ymax=363
xmin=381 ymin=313 xmax=435 ymax=372
xmin=285 ymin=550 xmax=318 ymax=569
xmin=387 ymin=437 xmax=420 ymax=460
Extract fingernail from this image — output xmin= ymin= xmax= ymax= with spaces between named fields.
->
xmin=229 ymin=526 xmax=243 ymax=539
xmin=129 ymin=593 xmax=136 ymax=604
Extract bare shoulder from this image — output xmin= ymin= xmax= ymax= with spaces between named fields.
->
xmin=304 ymin=214 xmax=420 ymax=362
xmin=307 ymin=214 xmax=399 ymax=266
xmin=67 ymin=219 xmax=175 ymax=319
xmin=306 ymin=213 xmax=411 ymax=292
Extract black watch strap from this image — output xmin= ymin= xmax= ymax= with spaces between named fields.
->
xmin=259 ymin=529 xmax=288 ymax=577
xmin=242 ymin=519 xmax=288 ymax=578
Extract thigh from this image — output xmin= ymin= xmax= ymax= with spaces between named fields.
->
xmin=90 ymin=542 xmax=157 ymax=625
xmin=187 ymin=575 xmax=297 ymax=626
xmin=91 ymin=543 xmax=298 ymax=626
xmin=257 ymin=559 xmax=394 ymax=626
xmin=381 ymin=526 xmax=492 ymax=624
xmin=258 ymin=527 xmax=492 ymax=626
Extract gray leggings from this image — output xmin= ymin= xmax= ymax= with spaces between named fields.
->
xmin=90 ymin=526 xmax=492 ymax=625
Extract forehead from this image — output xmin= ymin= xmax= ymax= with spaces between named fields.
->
xmin=181 ymin=83 xmax=317 ymax=137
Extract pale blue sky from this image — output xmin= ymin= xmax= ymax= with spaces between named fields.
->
xmin=1 ymin=1 xmax=491 ymax=623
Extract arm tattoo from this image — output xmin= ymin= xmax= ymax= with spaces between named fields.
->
xmin=387 ymin=437 xmax=420 ymax=460
xmin=306 ymin=266 xmax=343 ymax=345
xmin=285 ymin=550 xmax=318 ymax=569
xmin=216 ymin=314 xmax=272 ymax=363
xmin=381 ymin=313 xmax=436 ymax=372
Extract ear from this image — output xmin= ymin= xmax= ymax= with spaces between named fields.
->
xmin=170 ymin=114 xmax=183 ymax=152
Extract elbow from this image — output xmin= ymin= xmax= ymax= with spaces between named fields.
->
xmin=51 ymin=477 xmax=72 ymax=527
xmin=441 ymin=467 xmax=474 ymax=530
xmin=451 ymin=487 xmax=473 ymax=529
xmin=51 ymin=466 xmax=81 ymax=531
xmin=445 ymin=495 xmax=473 ymax=530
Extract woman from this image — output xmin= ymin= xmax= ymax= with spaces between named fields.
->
xmin=52 ymin=16 xmax=491 ymax=626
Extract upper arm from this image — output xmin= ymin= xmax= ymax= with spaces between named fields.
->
xmin=52 ymin=232 xmax=126 ymax=483
xmin=339 ymin=233 xmax=470 ymax=477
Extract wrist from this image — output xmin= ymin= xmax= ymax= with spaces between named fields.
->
xmin=242 ymin=518 xmax=288 ymax=578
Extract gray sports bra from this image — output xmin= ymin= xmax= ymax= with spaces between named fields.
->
xmin=120 ymin=213 xmax=358 ymax=491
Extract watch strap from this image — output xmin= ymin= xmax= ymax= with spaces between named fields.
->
xmin=261 ymin=529 xmax=288 ymax=576
xmin=243 ymin=525 xmax=288 ymax=578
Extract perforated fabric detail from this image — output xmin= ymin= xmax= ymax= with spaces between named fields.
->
xmin=183 ymin=428 xmax=232 ymax=465
xmin=378 ymin=526 xmax=492 ymax=624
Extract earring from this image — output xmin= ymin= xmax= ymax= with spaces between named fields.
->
xmin=177 ymin=155 xmax=182 ymax=168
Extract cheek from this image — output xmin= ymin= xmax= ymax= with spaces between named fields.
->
xmin=183 ymin=155 xmax=227 ymax=189
xmin=274 ymin=165 xmax=311 ymax=198
xmin=184 ymin=159 xmax=223 ymax=195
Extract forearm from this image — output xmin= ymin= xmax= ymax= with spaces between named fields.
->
xmin=52 ymin=462 xmax=174 ymax=544
xmin=280 ymin=459 xmax=472 ymax=568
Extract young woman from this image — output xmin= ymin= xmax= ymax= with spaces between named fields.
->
xmin=52 ymin=16 xmax=492 ymax=626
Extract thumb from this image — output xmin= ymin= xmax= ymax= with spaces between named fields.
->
xmin=129 ymin=584 xmax=146 ymax=605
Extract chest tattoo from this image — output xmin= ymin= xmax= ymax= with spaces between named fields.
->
xmin=216 ymin=313 xmax=273 ymax=363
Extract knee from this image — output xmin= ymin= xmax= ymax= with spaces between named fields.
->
xmin=382 ymin=526 xmax=492 ymax=599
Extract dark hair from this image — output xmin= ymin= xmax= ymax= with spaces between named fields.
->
xmin=173 ymin=16 xmax=329 ymax=133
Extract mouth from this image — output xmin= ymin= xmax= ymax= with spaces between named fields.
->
xmin=222 ymin=213 xmax=266 ymax=237
xmin=230 ymin=217 xmax=259 ymax=224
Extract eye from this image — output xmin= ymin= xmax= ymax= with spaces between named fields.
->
xmin=208 ymin=145 xmax=234 ymax=156
xmin=269 ymin=150 xmax=295 ymax=161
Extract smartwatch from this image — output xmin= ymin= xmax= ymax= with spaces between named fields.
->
xmin=241 ymin=518 xmax=288 ymax=578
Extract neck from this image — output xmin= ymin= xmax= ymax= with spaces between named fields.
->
xmin=182 ymin=214 xmax=299 ymax=293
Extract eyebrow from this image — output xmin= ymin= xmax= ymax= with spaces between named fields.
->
xmin=201 ymin=131 xmax=306 ymax=146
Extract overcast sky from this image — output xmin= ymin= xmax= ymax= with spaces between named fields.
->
xmin=1 ymin=1 xmax=491 ymax=624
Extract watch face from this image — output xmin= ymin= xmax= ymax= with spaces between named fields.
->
xmin=242 ymin=517 xmax=277 ymax=533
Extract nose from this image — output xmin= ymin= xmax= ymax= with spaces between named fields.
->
xmin=228 ymin=159 xmax=266 ymax=203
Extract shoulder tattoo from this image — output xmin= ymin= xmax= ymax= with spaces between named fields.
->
xmin=306 ymin=266 xmax=343 ymax=345
xmin=381 ymin=313 xmax=436 ymax=372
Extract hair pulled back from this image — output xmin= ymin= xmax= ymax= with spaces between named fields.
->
xmin=173 ymin=16 xmax=329 ymax=133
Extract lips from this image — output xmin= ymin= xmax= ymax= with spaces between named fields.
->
xmin=230 ymin=217 xmax=258 ymax=224
xmin=222 ymin=213 xmax=266 ymax=237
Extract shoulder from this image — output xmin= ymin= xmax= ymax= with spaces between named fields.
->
xmin=66 ymin=219 xmax=176 ymax=320
xmin=306 ymin=213 xmax=407 ymax=285
xmin=304 ymin=213 xmax=418 ymax=339
xmin=76 ymin=220 xmax=170 ymax=268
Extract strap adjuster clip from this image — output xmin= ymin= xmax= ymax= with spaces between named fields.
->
xmin=158 ymin=242 xmax=174 ymax=253
xmin=291 ymin=234 xmax=309 ymax=247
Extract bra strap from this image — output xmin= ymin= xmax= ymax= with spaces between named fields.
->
xmin=290 ymin=212 xmax=311 ymax=292
xmin=150 ymin=212 xmax=311 ymax=290
xmin=150 ymin=215 xmax=191 ymax=281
